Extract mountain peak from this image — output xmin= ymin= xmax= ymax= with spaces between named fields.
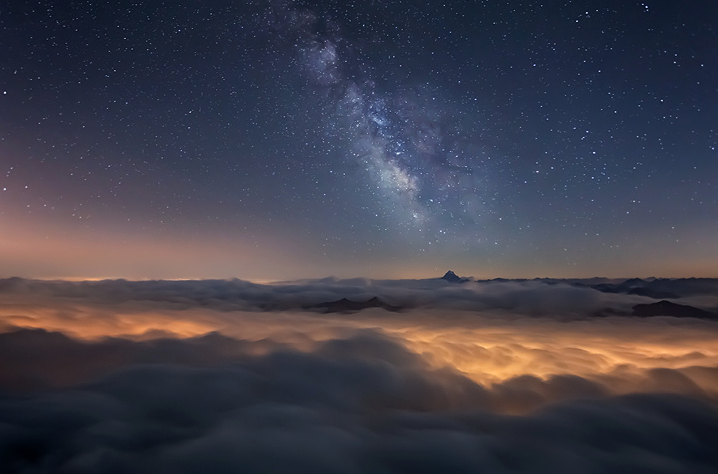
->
xmin=441 ymin=270 xmax=461 ymax=282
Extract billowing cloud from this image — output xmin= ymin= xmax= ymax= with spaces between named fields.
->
xmin=1 ymin=277 xmax=718 ymax=472
xmin=1 ymin=330 xmax=717 ymax=473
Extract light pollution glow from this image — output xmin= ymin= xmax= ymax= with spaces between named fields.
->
xmin=3 ymin=211 xmax=718 ymax=281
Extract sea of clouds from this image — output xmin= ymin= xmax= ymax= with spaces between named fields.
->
xmin=1 ymin=276 xmax=717 ymax=473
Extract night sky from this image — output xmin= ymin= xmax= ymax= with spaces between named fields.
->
xmin=2 ymin=0 xmax=717 ymax=280
xmin=3 ymin=4 xmax=718 ymax=469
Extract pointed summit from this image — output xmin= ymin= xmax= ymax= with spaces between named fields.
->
xmin=441 ymin=270 xmax=461 ymax=283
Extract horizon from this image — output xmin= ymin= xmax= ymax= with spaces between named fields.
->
xmin=4 ymin=272 xmax=718 ymax=285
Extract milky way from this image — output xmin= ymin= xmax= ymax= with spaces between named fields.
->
xmin=2 ymin=1 xmax=717 ymax=279
xmin=267 ymin=0 xmax=495 ymax=241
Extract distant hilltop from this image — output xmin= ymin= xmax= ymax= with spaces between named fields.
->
xmin=631 ymin=300 xmax=718 ymax=319
xmin=440 ymin=270 xmax=470 ymax=283
xmin=308 ymin=296 xmax=403 ymax=313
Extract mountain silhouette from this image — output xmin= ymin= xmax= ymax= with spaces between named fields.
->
xmin=441 ymin=271 xmax=463 ymax=283
xmin=310 ymin=297 xmax=403 ymax=313
xmin=631 ymin=300 xmax=717 ymax=319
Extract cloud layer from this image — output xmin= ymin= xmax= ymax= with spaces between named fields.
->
xmin=1 ymin=277 xmax=718 ymax=472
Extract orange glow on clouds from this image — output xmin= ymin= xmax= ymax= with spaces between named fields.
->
xmin=2 ymin=290 xmax=717 ymax=404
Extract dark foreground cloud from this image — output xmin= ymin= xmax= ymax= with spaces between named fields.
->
xmin=1 ymin=330 xmax=718 ymax=474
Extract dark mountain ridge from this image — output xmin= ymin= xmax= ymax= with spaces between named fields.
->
xmin=309 ymin=297 xmax=404 ymax=313
xmin=631 ymin=300 xmax=718 ymax=319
